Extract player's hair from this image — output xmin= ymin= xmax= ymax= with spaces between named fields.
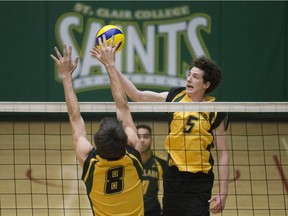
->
xmin=94 ymin=117 xmax=127 ymax=160
xmin=136 ymin=124 xmax=152 ymax=135
xmin=190 ymin=56 xmax=222 ymax=94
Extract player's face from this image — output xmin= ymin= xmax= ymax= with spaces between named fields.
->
xmin=137 ymin=128 xmax=152 ymax=153
xmin=186 ymin=67 xmax=210 ymax=98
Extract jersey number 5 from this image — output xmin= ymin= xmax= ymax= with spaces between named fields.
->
xmin=183 ymin=116 xmax=198 ymax=133
xmin=105 ymin=166 xmax=124 ymax=194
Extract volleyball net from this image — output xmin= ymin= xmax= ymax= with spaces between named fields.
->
xmin=0 ymin=102 xmax=287 ymax=216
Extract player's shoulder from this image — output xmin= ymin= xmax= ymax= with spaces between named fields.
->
xmin=166 ymin=87 xmax=186 ymax=102
xmin=154 ymin=152 xmax=168 ymax=165
xmin=126 ymin=145 xmax=142 ymax=164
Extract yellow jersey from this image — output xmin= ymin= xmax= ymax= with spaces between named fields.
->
xmin=165 ymin=87 xmax=227 ymax=174
xmin=82 ymin=147 xmax=144 ymax=216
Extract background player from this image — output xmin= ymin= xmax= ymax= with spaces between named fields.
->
xmin=137 ymin=124 xmax=168 ymax=216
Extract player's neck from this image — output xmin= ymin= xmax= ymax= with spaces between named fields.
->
xmin=187 ymin=93 xmax=207 ymax=102
xmin=141 ymin=149 xmax=153 ymax=164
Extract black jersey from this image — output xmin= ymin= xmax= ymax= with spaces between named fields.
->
xmin=142 ymin=154 xmax=167 ymax=213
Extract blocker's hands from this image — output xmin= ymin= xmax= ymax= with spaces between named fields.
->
xmin=90 ymin=35 xmax=120 ymax=67
xmin=50 ymin=44 xmax=79 ymax=79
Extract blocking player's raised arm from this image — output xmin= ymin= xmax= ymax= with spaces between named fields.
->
xmin=90 ymin=35 xmax=141 ymax=152
xmin=50 ymin=44 xmax=93 ymax=167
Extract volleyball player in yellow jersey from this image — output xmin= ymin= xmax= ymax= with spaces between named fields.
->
xmin=50 ymin=38 xmax=144 ymax=216
xmin=110 ymin=55 xmax=229 ymax=216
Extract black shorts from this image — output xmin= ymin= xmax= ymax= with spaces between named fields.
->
xmin=145 ymin=202 xmax=161 ymax=216
xmin=162 ymin=165 xmax=214 ymax=216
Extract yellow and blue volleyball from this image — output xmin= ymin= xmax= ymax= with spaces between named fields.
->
xmin=95 ymin=25 xmax=125 ymax=52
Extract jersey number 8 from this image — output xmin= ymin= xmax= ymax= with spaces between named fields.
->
xmin=105 ymin=166 xmax=124 ymax=194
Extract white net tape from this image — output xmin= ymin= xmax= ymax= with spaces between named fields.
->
xmin=0 ymin=102 xmax=288 ymax=113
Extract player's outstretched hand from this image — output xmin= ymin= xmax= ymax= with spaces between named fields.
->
xmin=50 ymin=44 xmax=79 ymax=79
xmin=90 ymin=35 xmax=120 ymax=67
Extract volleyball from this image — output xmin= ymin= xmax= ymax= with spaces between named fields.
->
xmin=95 ymin=25 xmax=125 ymax=52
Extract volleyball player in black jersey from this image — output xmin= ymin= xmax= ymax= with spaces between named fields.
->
xmin=137 ymin=125 xmax=168 ymax=216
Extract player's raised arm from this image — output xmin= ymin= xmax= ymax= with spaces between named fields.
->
xmin=90 ymin=36 xmax=141 ymax=152
xmin=96 ymin=26 xmax=167 ymax=102
xmin=50 ymin=44 xmax=93 ymax=167
xmin=115 ymin=62 xmax=168 ymax=102
xmin=116 ymin=69 xmax=168 ymax=102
